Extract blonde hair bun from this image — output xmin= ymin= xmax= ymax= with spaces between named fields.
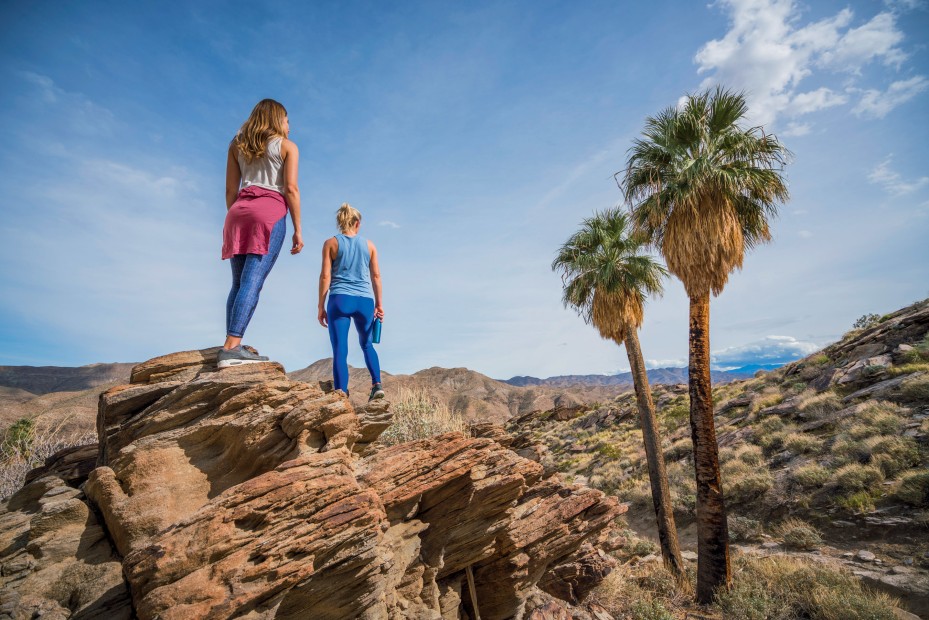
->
xmin=337 ymin=203 xmax=362 ymax=233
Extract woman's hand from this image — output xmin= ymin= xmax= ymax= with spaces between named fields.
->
xmin=291 ymin=231 xmax=304 ymax=255
xmin=318 ymin=306 xmax=328 ymax=327
xmin=374 ymin=305 xmax=385 ymax=320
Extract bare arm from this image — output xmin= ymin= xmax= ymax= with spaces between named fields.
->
xmin=225 ymin=144 xmax=241 ymax=209
xmin=317 ymin=238 xmax=337 ymax=327
xmin=369 ymin=240 xmax=384 ymax=319
xmin=281 ymin=138 xmax=303 ymax=254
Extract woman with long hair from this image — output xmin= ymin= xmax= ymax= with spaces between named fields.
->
xmin=218 ymin=99 xmax=303 ymax=368
xmin=318 ymin=203 xmax=385 ymax=400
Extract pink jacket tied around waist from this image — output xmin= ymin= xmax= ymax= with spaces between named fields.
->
xmin=222 ymin=186 xmax=287 ymax=259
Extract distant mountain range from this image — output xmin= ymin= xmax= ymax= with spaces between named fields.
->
xmin=503 ymin=364 xmax=784 ymax=388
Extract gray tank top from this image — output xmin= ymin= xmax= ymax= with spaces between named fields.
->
xmin=237 ymin=137 xmax=285 ymax=194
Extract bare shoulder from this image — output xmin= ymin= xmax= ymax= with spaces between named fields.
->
xmin=367 ymin=239 xmax=377 ymax=253
xmin=281 ymin=138 xmax=299 ymax=155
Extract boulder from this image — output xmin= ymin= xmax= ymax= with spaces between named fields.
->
xmin=0 ymin=349 xmax=621 ymax=620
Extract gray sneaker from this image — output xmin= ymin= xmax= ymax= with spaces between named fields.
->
xmin=368 ymin=383 xmax=385 ymax=401
xmin=217 ymin=346 xmax=270 ymax=368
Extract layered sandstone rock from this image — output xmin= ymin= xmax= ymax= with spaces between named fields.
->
xmin=0 ymin=349 xmax=622 ymax=619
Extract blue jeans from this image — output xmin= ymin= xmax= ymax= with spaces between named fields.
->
xmin=226 ymin=216 xmax=286 ymax=338
xmin=327 ymin=294 xmax=381 ymax=394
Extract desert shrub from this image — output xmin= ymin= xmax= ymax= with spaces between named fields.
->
xmin=792 ymin=463 xmax=830 ymax=488
xmin=0 ymin=419 xmax=96 ymax=500
xmin=899 ymin=374 xmax=929 ymax=402
xmin=835 ymin=463 xmax=884 ymax=492
xmin=894 ymin=469 xmax=929 ymax=507
xmin=721 ymin=443 xmax=764 ymax=466
xmin=838 ymin=490 xmax=876 ymax=514
xmin=773 ymin=517 xmax=823 ymax=550
xmin=595 ymin=442 xmax=623 ymax=459
xmin=717 ymin=554 xmax=898 ymax=620
xmin=728 ymin=515 xmax=764 ymax=542
xmin=724 ymin=460 xmax=774 ymax=503
xmin=662 ymin=437 xmax=692 ymax=462
xmin=832 ymin=438 xmax=872 ymax=465
xmin=1 ymin=419 xmax=35 ymax=459
xmin=869 ymin=436 xmax=920 ymax=477
xmin=379 ymin=389 xmax=468 ymax=446
xmin=755 ymin=415 xmax=787 ymax=434
xmin=808 ymin=353 xmax=831 ymax=366
xmin=588 ymin=562 xmax=692 ymax=619
xmin=796 ymin=391 xmax=843 ymax=419
xmin=757 ymin=430 xmax=790 ymax=455
xmin=753 ymin=391 xmax=785 ymax=412
xmin=783 ymin=432 xmax=824 ymax=455
xmin=853 ymin=313 xmax=881 ymax=330
xmin=858 ymin=402 xmax=905 ymax=434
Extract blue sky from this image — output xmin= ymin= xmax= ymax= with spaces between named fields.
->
xmin=1 ymin=0 xmax=927 ymax=379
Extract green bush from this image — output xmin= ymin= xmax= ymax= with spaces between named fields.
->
xmin=838 ymin=491 xmax=876 ymax=514
xmin=1 ymin=419 xmax=35 ymax=459
xmin=835 ymin=463 xmax=884 ymax=492
xmin=853 ymin=313 xmax=881 ymax=330
xmin=792 ymin=463 xmax=830 ymax=488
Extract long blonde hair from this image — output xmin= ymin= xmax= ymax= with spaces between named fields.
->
xmin=233 ymin=99 xmax=288 ymax=163
xmin=337 ymin=203 xmax=362 ymax=233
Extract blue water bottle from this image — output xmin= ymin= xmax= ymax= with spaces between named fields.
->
xmin=372 ymin=318 xmax=382 ymax=344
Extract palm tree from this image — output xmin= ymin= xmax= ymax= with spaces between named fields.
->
xmin=623 ymin=87 xmax=790 ymax=603
xmin=553 ymin=207 xmax=685 ymax=579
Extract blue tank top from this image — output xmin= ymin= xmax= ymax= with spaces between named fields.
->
xmin=329 ymin=234 xmax=373 ymax=298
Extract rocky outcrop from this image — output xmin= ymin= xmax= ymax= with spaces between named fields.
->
xmin=0 ymin=349 xmax=622 ymax=619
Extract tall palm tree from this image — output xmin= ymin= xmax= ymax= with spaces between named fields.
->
xmin=553 ymin=207 xmax=685 ymax=579
xmin=624 ymin=87 xmax=790 ymax=603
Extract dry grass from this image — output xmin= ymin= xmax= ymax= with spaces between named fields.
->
xmin=796 ymin=390 xmax=843 ymax=419
xmin=834 ymin=463 xmax=884 ymax=493
xmin=723 ymin=459 xmax=774 ymax=504
xmin=378 ymin=389 xmax=469 ymax=446
xmin=716 ymin=554 xmax=898 ymax=619
xmin=783 ymin=432 xmax=824 ymax=455
xmin=791 ymin=463 xmax=830 ymax=489
xmin=899 ymin=374 xmax=929 ymax=402
xmin=773 ymin=517 xmax=822 ymax=550
xmin=0 ymin=418 xmax=96 ymax=500
xmin=894 ymin=469 xmax=929 ymax=507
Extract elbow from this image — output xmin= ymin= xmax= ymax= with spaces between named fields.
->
xmin=284 ymin=184 xmax=299 ymax=197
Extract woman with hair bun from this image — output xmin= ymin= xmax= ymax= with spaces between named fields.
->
xmin=218 ymin=98 xmax=303 ymax=368
xmin=318 ymin=203 xmax=384 ymax=400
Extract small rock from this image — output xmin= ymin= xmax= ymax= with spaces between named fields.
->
xmin=856 ymin=550 xmax=877 ymax=562
xmin=890 ymin=565 xmax=913 ymax=575
xmin=639 ymin=554 xmax=660 ymax=563
xmin=842 ymin=552 xmax=854 ymax=558
xmin=892 ymin=607 xmax=921 ymax=620
xmin=681 ymin=550 xmax=698 ymax=561
xmin=762 ymin=542 xmax=781 ymax=549
xmin=833 ymin=520 xmax=855 ymax=527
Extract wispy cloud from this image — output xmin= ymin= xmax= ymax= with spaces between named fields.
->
xmin=868 ymin=155 xmax=929 ymax=195
xmin=694 ymin=0 xmax=924 ymax=128
xmin=378 ymin=220 xmax=401 ymax=229
xmin=853 ymin=76 xmax=929 ymax=118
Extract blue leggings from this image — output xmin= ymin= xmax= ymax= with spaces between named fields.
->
xmin=327 ymin=294 xmax=381 ymax=394
xmin=226 ymin=217 xmax=286 ymax=338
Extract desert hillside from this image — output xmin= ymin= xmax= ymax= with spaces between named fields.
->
xmin=504 ymin=298 xmax=929 ymax=616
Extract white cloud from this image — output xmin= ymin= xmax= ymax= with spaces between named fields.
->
xmin=694 ymin=0 xmax=921 ymax=128
xmin=711 ymin=335 xmax=820 ymax=369
xmin=868 ymin=155 xmax=929 ymax=195
xmin=853 ymin=76 xmax=929 ymax=118
xmin=378 ymin=220 xmax=401 ymax=229
xmin=798 ymin=230 xmax=813 ymax=238
xmin=646 ymin=358 xmax=687 ymax=369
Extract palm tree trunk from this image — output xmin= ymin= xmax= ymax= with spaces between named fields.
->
xmin=623 ymin=328 xmax=685 ymax=579
xmin=688 ymin=293 xmax=731 ymax=603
